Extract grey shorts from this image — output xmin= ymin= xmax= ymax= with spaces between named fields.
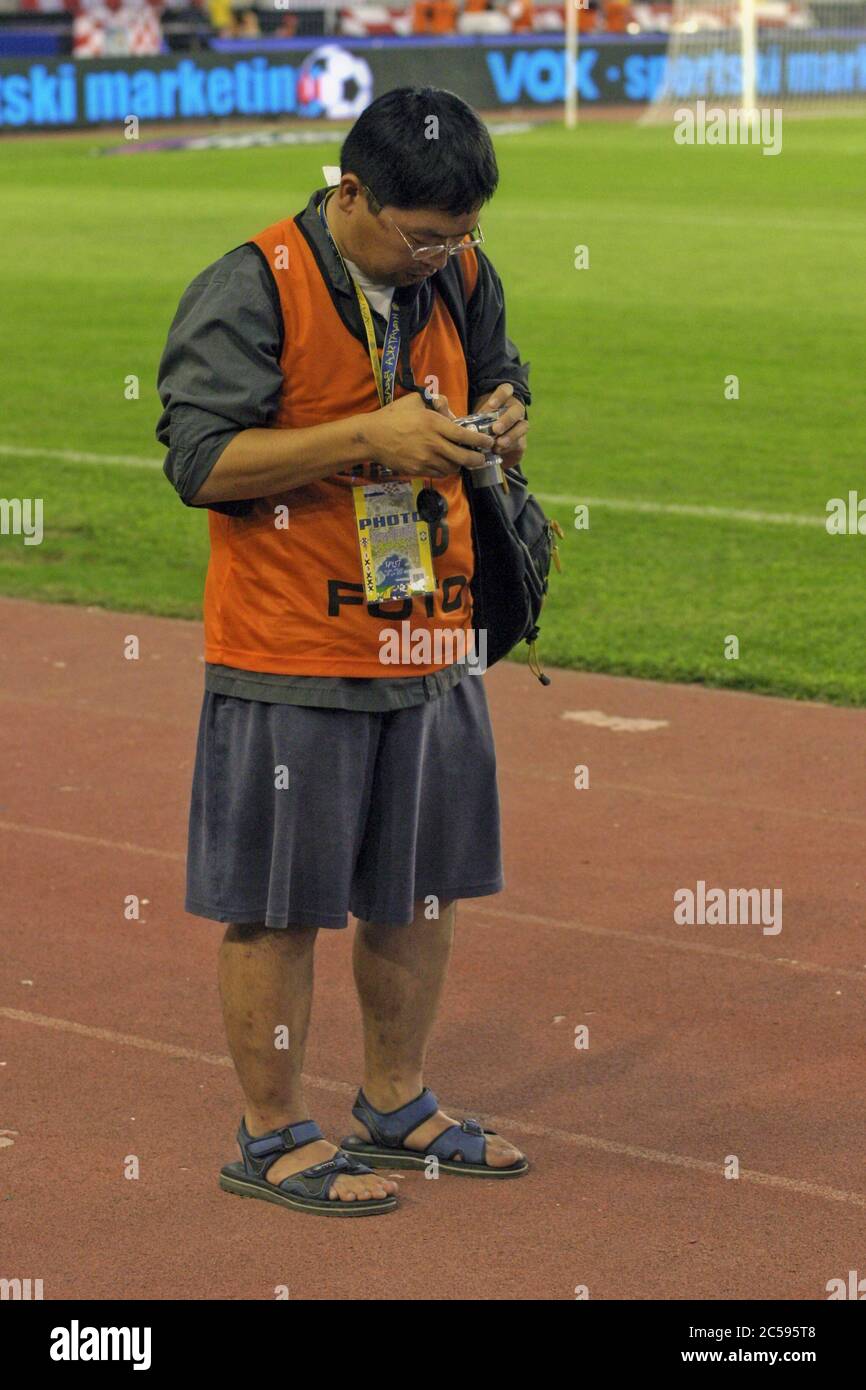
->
xmin=184 ymin=676 xmax=504 ymax=929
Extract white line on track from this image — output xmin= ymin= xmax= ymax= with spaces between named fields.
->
xmin=1 ymin=817 xmax=863 ymax=981
xmin=469 ymin=904 xmax=866 ymax=983
xmin=2 ymin=1006 xmax=864 ymax=1208
xmin=0 ymin=819 xmax=184 ymax=861
xmin=562 ymin=709 xmax=670 ymax=732
xmin=0 ymin=444 xmax=825 ymax=529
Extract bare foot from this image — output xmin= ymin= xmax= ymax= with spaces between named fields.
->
xmin=245 ymin=1124 xmax=399 ymax=1202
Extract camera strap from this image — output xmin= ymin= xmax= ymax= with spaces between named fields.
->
xmin=317 ymin=194 xmax=438 ymax=600
xmin=318 ymin=190 xmax=433 ymax=409
xmin=318 ymin=191 xmax=403 ymax=407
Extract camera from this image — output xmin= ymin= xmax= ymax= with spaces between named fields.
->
xmin=454 ymin=407 xmax=506 ymax=489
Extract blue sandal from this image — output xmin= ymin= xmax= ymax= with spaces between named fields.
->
xmin=219 ymin=1117 xmax=398 ymax=1216
xmin=340 ymin=1087 xmax=529 ymax=1178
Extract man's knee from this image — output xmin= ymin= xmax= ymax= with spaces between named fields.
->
xmin=223 ymin=921 xmax=318 ymax=943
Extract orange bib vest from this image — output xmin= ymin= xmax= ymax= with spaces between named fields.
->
xmin=202 ymin=212 xmax=480 ymax=678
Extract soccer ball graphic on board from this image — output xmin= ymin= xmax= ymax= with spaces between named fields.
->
xmin=297 ymin=45 xmax=374 ymax=120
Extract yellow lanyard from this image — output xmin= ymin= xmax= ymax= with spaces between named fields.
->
xmin=320 ymin=190 xmax=400 ymax=408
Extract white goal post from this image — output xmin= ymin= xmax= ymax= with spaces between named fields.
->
xmin=640 ymin=0 xmax=866 ymax=119
xmin=565 ymin=0 xmax=579 ymax=126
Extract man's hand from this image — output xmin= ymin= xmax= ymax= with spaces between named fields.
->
xmin=471 ymin=382 xmax=528 ymax=469
xmin=362 ymin=392 xmax=496 ymax=478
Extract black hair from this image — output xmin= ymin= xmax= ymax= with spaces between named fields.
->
xmin=339 ymin=87 xmax=499 ymax=216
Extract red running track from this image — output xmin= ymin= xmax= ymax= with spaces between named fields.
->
xmin=0 ymin=597 xmax=863 ymax=1300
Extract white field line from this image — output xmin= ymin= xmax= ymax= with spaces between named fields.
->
xmin=537 ymin=493 xmax=826 ymax=528
xmin=0 ymin=444 xmax=825 ymax=529
xmin=0 ymin=445 xmax=163 ymax=470
xmin=2 ymin=1006 xmax=865 ymax=1208
xmin=493 ymin=203 xmax=866 ymax=238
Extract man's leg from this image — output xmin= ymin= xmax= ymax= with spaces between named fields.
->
xmin=218 ymin=922 xmax=398 ymax=1202
xmin=350 ymin=901 xmax=524 ymax=1167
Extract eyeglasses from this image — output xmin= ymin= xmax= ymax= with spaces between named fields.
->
xmin=362 ymin=183 xmax=484 ymax=261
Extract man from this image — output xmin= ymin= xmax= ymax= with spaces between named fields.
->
xmin=156 ymin=86 xmax=531 ymax=1216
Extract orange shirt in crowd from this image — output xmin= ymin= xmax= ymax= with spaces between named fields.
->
xmin=604 ymin=0 xmax=631 ymax=33
xmin=412 ymin=0 xmax=458 ymax=35
xmin=509 ymin=0 xmax=533 ymax=33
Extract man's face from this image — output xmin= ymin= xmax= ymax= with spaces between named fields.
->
xmin=335 ymin=180 xmax=482 ymax=287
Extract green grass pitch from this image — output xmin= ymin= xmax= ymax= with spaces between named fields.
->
xmin=0 ymin=118 xmax=864 ymax=703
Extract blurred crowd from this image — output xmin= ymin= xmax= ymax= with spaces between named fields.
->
xmin=2 ymin=1 xmax=636 ymax=40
